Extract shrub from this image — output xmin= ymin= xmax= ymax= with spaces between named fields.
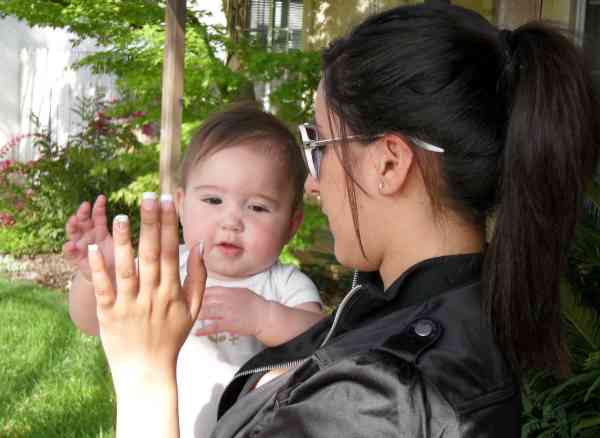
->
xmin=0 ymin=93 xmax=159 ymax=256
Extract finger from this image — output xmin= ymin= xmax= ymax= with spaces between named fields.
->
xmin=62 ymin=241 xmax=80 ymax=267
xmin=138 ymin=192 xmax=160 ymax=299
xmin=88 ymin=244 xmax=116 ymax=308
xmin=194 ymin=321 xmax=226 ymax=337
xmin=92 ymin=195 xmax=110 ymax=242
xmin=112 ymin=214 xmax=138 ymax=302
xmin=159 ymin=194 xmax=180 ymax=292
xmin=66 ymin=215 xmax=82 ymax=241
xmin=182 ymin=240 xmax=207 ymax=320
xmin=196 ymin=301 xmax=226 ymax=320
xmin=74 ymin=231 xmax=96 ymax=257
xmin=76 ymin=201 xmax=93 ymax=233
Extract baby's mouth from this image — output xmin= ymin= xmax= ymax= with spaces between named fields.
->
xmin=215 ymin=242 xmax=243 ymax=256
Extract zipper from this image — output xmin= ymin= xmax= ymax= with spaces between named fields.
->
xmin=232 ymin=270 xmax=363 ymax=380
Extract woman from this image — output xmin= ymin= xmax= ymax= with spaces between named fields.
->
xmin=88 ymin=3 xmax=600 ymax=437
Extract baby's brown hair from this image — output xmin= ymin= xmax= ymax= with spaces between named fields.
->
xmin=178 ymin=102 xmax=307 ymax=210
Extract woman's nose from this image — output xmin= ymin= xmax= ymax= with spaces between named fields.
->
xmin=304 ymin=175 xmax=320 ymax=200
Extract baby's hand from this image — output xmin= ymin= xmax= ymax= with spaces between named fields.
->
xmin=194 ymin=287 xmax=269 ymax=338
xmin=63 ymin=195 xmax=115 ymax=281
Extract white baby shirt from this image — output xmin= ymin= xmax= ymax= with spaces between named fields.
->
xmin=175 ymin=245 xmax=322 ymax=438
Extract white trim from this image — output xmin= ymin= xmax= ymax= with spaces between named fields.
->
xmin=574 ymin=0 xmax=587 ymax=47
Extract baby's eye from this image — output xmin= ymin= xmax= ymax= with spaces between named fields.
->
xmin=248 ymin=204 xmax=270 ymax=213
xmin=202 ymin=197 xmax=222 ymax=205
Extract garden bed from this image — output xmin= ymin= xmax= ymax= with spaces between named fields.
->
xmin=0 ymin=253 xmax=74 ymax=290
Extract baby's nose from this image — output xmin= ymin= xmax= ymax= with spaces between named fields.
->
xmin=221 ymin=208 xmax=244 ymax=232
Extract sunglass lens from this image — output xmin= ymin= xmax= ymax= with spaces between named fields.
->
xmin=305 ymin=125 xmax=318 ymax=142
xmin=311 ymin=148 xmax=322 ymax=179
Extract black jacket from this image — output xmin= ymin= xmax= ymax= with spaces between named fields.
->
xmin=214 ymin=253 xmax=521 ymax=437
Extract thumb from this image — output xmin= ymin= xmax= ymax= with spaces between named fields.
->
xmin=183 ymin=241 xmax=207 ymax=320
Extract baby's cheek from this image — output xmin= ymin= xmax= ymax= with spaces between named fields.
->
xmin=250 ymin=222 xmax=288 ymax=260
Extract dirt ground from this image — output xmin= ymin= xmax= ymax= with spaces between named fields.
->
xmin=0 ymin=253 xmax=75 ymax=290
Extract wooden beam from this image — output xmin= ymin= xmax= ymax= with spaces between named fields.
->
xmin=159 ymin=0 xmax=186 ymax=196
xmin=496 ymin=0 xmax=542 ymax=29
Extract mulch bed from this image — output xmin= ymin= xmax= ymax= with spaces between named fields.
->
xmin=0 ymin=253 xmax=75 ymax=290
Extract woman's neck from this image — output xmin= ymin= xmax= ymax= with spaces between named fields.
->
xmin=378 ymin=214 xmax=484 ymax=290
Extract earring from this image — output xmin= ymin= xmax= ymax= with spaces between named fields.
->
xmin=378 ymin=182 xmax=384 ymax=192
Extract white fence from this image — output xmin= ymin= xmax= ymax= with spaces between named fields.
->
xmin=0 ymin=16 xmax=118 ymax=163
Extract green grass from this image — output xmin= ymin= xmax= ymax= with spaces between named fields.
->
xmin=0 ymin=276 xmax=115 ymax=438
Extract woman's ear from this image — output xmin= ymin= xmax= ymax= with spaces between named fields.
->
xmin=373 ymin=133 xmax=414 ymax=195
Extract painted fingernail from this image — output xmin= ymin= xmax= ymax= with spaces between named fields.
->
xmin=142 ymin=192 xmax=156 ymax=210
xmin=88 ymin=244 xmax=98 ymax=252
xmin=114 ymin=214 xmax=128 ymax=230
xmin=160 ymin=193 xmax=173 ymax=204
xmin=197 ymin=240 xmax=204 ymax=258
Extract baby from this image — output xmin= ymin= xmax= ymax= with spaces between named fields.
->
xmin=64 ymin=103 xmax=323 ymax=438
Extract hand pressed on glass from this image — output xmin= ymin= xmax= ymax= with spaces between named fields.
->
xmin=87 ymin=193 xmax=207 ymax=386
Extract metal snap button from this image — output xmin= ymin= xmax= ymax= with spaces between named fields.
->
xmin=413 ymin=319 xmax=434 ymax=337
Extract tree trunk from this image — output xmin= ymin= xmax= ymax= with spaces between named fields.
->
xmin=222 ymin=0 xmax=256 ymax=101
xmin=159 ymin=0 xmax=186 ymax=196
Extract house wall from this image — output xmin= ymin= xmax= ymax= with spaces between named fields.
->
xmin=302 ymin=0 xmax=578 ymax=51
xmin=0 ymin=16 xmax=117 ymax=163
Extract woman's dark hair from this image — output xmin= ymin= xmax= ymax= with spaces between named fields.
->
xmin=321 ymin=3 xmax=600 ymax=376
xmin=179 ymin=101 xmax=307 ymax=210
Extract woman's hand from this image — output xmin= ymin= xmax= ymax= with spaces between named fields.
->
xmin=87 ymin=193 xmax=206 ymax=438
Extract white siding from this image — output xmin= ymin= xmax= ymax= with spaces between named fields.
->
xmin=0 ymin=16 xmax=118 ymax=163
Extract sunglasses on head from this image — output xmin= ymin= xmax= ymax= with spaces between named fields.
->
xmin=298 ymin=123 xmax=445 ymax=179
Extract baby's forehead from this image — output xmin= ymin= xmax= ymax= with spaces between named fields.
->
xmin=189 ymin=153 xmax=294 ymax=197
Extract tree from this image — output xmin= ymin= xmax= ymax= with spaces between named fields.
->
xmin=0 ymin=0 xmax=319 ymax=129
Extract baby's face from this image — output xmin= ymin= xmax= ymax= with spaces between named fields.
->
xmin=176 ymin=143 xmax=301 ymax=280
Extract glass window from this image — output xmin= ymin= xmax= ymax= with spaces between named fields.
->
xmin=247 ymin=0 xmax=304 ymax=51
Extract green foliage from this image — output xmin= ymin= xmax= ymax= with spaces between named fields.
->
xmin=0 ymin=93 xmax=158 ymax=255
xmin=280 ymin=200 xmax=328 ymax=266
xmin=0 ymin=1 xmax=320 ymax=128
xmin=0 ymin=0 xmax=322 ymax=258
xmin=521 ymin=184 xmax=600 ymax=437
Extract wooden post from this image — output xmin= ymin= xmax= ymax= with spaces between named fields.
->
xmin=159 ymin=0 xmax=186 ymax=196
xmin=496 ymin=0 xmax=542 ymax=29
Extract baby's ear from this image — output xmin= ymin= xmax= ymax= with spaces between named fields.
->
xmin=287 ymin=209 xmax=304 ymax=241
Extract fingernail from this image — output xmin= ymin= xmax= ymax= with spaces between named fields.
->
xmin=160 ymin=193 xmax=173 ymax=204
xmin=197 ymin=240 xmax=204 ymax=258
xmin=114 ymin=214 xmax=128 ymax=230
xmin=88 ymin=244 xmax=98 ymax=252
xmin=142 ymin=192 xmax=156 ymax=210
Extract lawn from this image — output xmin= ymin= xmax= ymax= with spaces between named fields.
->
xmin=0 ymin=276 xmax=115 ymax=438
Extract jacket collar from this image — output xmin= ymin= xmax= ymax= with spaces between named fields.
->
xmin=344 ymin=253 xmax=483 ymax=329
xmin=235 ymin=253 xmax=483 ymax=373
xmin=219 ymin=252 xmax=484 ymax=418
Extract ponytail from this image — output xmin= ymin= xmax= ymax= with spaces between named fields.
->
xmin=483 ymin=23 xmax=600 ymax=376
